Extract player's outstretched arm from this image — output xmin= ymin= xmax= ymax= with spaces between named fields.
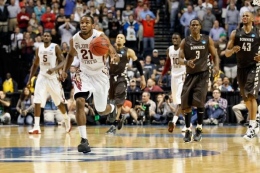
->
xmin=27 ymin=48 xmax=40 ymax=87
xmin=128 ymin=48 xmax=146 ymax=90
xmin=62 ymin=38 xmax=77 ymax=80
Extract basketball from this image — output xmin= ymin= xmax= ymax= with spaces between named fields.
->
xmin=89 ymin=37 xmax=109 ymax=56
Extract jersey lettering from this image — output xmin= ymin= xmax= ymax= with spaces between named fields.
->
xmin=43 ymin=55 xmax=47 ymax=62
xmin=81 ymin=49 xmax=94 ymax=59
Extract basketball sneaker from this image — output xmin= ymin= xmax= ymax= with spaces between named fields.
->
xmin=193 ymin=127 xmax=202 ymax=142
xmin=183 ymin=129 xmax=193 ymax=143
xmin=64 ymin=117 xmax=72 ymax=133
xmin=106 ymin=125 xmax=116 ymax=135
xmin=107 ymin=106 xmax=117 ymax=123
xmin=118 ymin=114 xmax=126 ymax=130
xmin=243 ymin=125 xmax=257 ymax=141
xmin=78 ymin=138 xmax=91 ymax=153
xmin=28 ymin=126 xmax=41 ymax=134
xmin=168 ymin=121 xmax=175 ymax=133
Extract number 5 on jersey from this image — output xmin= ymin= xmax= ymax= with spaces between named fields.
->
xmin=43 ymin=55 xmax=47 ymax=62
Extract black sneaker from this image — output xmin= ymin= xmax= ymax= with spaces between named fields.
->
xmin=106 ymin=125 xmax=116 ymax=134
xmin=118 ymin=114 xmax=126 ymax=130
xmin=193 ymin=127 xmax=202 ymax=142
xmin=107 ymin=106 xmax=117 ymax=123
xmin=78 ymin=138 xmax=91 ymax=153
xmin=183 ymin=130 xmax=193 ymax=143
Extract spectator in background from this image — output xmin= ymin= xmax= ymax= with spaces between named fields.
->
xmin=212 ymin=0 xmax=222 ymax=26
xmin=122 ymin=4 xmax=134 ymax=24
xmin=21 ymin=32 xmax=34 ymax=67
xmin=7 ymin=0 xmax=20 ymax=33
xmin=201 ymin=7 xmax=216 ymax=35
xmin=140 ymin=12 xmax=160 ymax=51
xmin=168 ymin=0 xmax=180 ymax=33
xmin=43 ymin=96 xmax=64 ymax=125
xmin=3 ymin=73 xmax=15 ymax=93
xmin=225 ymin=2 xmax=239 ymax=37
xmin=239 ymin=0 xmax=254 ymax=19
xmin=51 ymin=2 xmax=60 ymax=16
xmin=108 ymin=11 xmax=121 ymax=44
xmin=59 ymin=18 xmax=76 ymax=46
xmin=17 ymin=6 xmax=30 ymax=33
xmin=41 ymin=6 xmax=56 ymax=32
xmin=0 ymin=91 xmax=11 ymax=125
xmin=34 ymin=0 xmax=46 ymax=22
xmin=10 ymin=27 xmax=23 ymax=52
xmin=16 ymin=87 xmax=34 ymax=125
xmin=202 ymin=0 xmax=213 ymax=8
xmin=180 ymin=5 xmax=197 ymax=37
xmin=144 ymin=78 xmax=164 ymax=92
xmin=93 ymin=14 xmax=103 ymax=31
xmin=74 ymin=5 xmax=85 ymax=22
xmin=87 ymin=0 xmax=99 ymax=9
xmin=61 ymin=42 xmax=69 ymax=57
xmin=0 ymin=0 xmax=9 ymax=45
xmin=26 ymin=0 xmax=35 ymax=17
xmin=123 ymin=14 xmax=139 ymax=52
xmin=86 ymin=5 xmax=100 ymax=17
xmin=204 ymin=88 xmax=227 ymax=125
xmin=55 ymin=8 xmax=66 ymax=32
xmin=232 ymin=100 xmax=248 ymax=125
xmin=29 ymin=13 xmax=40 ymax=35
xmin=209 ymin=20 xmax=226 ymax=41
xmin=151 ymin=49 xmax=160 ymax=66
xmin=127 ymin=79 xmax=141 ymax=92
xmin=221 ymin=76 xmax=233 ymax=91
xmin=50 ymin=28 xmax=60 ymax=44
xmin=194 ymin=0 xmax=205 ymax=21
xmin=63 ymin=0 xmax=76 ymax=18
xmin=33 ymin=35 xmax=43 ymax=49
xmin=254 ymin=8 xmax=260 ymax=30
xmin=26 ymin=25 xmax=37 ymax=41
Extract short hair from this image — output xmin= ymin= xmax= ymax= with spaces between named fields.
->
xmin=80 ymin=15 xmax=94 ymax=24
xmin=190 ymin=18 xmax=202 ymax=26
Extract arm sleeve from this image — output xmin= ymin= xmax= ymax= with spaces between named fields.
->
xmin=133 ymin=59 xmax=143 ymax=75
xmin=161 ymin=58 xmax=171 ymax=76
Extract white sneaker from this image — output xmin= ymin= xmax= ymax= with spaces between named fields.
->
xmin=181 ymin=123 xmax=193 ymax=132
xmin=28 ymin=126 xmax=41 ymax=134
xmin=64 ymin=117 xmax=71 ymax=133
xmin=243 ymin=125 xmax=257 ymax=141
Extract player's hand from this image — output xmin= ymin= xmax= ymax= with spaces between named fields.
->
xmin=110 ymin=53 xmax=120 ymax=64
xmin=232 ymin=46 xmax=240 ymax=53
xmin=26 ymin=80 xmax=31 ymax=88
xmin=212 ymin=66 xmax=220 ymax=77
xmin=140 ymin=78 xmax=146 ymax=90
xmin=254 ymin=53 xmax=260 ymax=62
xmin=61 ymin=71 xmax=68 ymax=82
xmin=186 ymin=58 xmax=197 ymax=68
xmin=46 ymin=68 xmax=55 ymax=75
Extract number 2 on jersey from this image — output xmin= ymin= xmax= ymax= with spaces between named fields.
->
xmin=81 ymin=49 xmax=93 ymax=59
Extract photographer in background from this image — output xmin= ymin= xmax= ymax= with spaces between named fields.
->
xmin=134 ymin=91 xmax=156 ymax=124
xmin=153 ymin=93 xmax=176 ymax=124
xmin=0 ymin=91 xmax=11 ymax=125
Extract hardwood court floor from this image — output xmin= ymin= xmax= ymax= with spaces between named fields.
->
xmin=0 ymin=124 xmax=259 ymax=173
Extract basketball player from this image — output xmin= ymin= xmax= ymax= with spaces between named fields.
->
xmin=61 ymin=15 xmax=119 ymax=153
xmin=178 ymin=18 xmax=220 ymax=143
xmin=27 ymin=32 xmax=71 ymax=134
xmin=106 ymin=34 xmax=146 ymax=134
xmin=225 ymin=11 xmax=260 ymax=140
xmin=159 ymin=33 xmax=185 ymax=133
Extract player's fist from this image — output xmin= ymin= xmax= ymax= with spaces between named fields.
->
xmin=61 ymin=71 xmax=68 ymax=82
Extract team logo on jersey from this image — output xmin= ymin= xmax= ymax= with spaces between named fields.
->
xmin=93 ymin=36 xmax=96 ymax=39
xmin=251 ymin=34 xmax=256 ymax=37
xmin=201 ymin=40 xmax=206 ymax=44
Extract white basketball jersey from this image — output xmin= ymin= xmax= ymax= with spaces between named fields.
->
xmin=73 ymin=29 xmax=105 ymax=75
xmin=38 ymin=43 xmax=58 ymax=79
xmin=168 ymin=45 xmax=186 ymax=77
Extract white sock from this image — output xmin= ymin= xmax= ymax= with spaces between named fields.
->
xmin=172 ymin=115 xmax=178 ymax=124
xmin=110 ymin=104 xmax=115 ymax=113
xmin=249 ymin=120 xmax=257 ymax=128
xmin=78 ymin=125 xmax=87 ymax=139
xmin=34 ymin=117 xmax=40 ymax=127
xmin=197 ymin=124 xmax=202 ymax=129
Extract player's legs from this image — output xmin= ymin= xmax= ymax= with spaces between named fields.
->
xmin=29 ymin=76 xmax=47 ymax=134
xmin=241 ymin=66 xmax=260 ymax=140
xmin=168 ymin=75 xmax=183 ymax=132
xmin=191 ymin=71 xmax=209 ymax=142
xmin=47 ymin=78 xmax=70 ymax=132
xmin=74 ymin=92 xmax=91 ymax=153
